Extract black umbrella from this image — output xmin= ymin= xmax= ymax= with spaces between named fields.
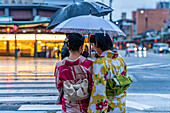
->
xmin=47 ymin=2 xmax=113 ymax=29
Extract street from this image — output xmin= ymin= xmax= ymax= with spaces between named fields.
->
xmin=0 ymin=51 xmax=169 ymax=113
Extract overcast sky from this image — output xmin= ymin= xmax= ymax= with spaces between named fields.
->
xmin=85 ymin=0 xmax=169 ymax=20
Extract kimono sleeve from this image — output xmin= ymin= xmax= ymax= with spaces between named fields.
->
xmin=54 ymin=63 xmax=63 ymax=92
xmin=88 ymin=60 xmax=109 ymax=113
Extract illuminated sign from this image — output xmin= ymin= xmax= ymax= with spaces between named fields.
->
xmin=0 ymin=34 xmax=66 ymax=40
xmin=33 ymin=0 xmax=44 ymax=3
xmin=2 ymin=0 xmax=32 ymax=4
xmin=0 ymin=17 xmax=13 ymax=21
xmin=37 ymin=34 xmax=66 ymax=40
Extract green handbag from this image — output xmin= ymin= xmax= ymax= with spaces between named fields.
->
xmin=106 ymin=75 xmax=133 ymax=96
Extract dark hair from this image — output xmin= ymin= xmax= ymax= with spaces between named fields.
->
xmin=65 ymin=33 xmax=84 ymax=51
xmin=93 ymin=33 xmax=113 ymax=51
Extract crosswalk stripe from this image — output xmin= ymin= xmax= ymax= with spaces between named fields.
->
xmin=0 ymin=93 xmax=168 ymax=102
xmin=127 ymin=63 xmax=161 ymax=69
xmin=143 ymin=76 xmax=168 ymax=79
xmin=0 ymin=84 xmax=55 ymax=88
xmin=0 ymin=77 xmax=55 ymax=79
xmin=147 ymin=64 xmax=170 ymax=68
xmin=0 ymin=89 xmax=58 ymax=94
xmin=127 ymin=93 xmax=170 ymax=99
xmin=0 ymin=111 xmax=50 ymax=113
xmin=0 ymin=80 xmax=54 ymax=83
xmin=18 ymin=105 xmax=62 ymax=111
xmin=126 ymin=100 xmax=153 ymax=110
xmin=0 ymin=73 xmax=54 ymax=76
xmin=0 ymin=96 xmax=58 ymax=102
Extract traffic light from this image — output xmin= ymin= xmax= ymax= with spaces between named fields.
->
xmin=6 ymin=27 xmax=11 ymax=33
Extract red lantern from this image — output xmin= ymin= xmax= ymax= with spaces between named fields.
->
xmin=13 ymin=25 xmax=17 ymax=31
xmin=161 ymin=39 xmax=164 ymax=42
xmin=6 ymin=27 xmax=11 ymax=33
xmin=123 ymin=41 xmax=126 ymax=44
xmin=154 ymin=39 xmax=157 ymax=43
xmin=120 ymin=42 xmax=122 ymax=44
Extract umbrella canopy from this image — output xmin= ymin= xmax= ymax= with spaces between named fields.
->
xmin=47 ymin=2 xmax=113 ymax=29
xmin=52 ymin=15 xmax=125 ymax=37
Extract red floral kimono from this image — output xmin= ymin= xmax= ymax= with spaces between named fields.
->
xmin=54 ymin=56 xmax=93 ymax=113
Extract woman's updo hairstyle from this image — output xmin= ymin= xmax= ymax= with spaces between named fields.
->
xmin=94 ymin=33 xmax=113 ymax=51
xmin=65 ymin=33 xmax=84 ymax=51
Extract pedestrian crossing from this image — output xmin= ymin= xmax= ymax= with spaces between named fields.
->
xmin=0 ymin=62 xmax=169 ymax=112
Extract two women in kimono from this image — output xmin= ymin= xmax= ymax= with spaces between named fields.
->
xmin=54 ymin=33 xmax=127 ymax=113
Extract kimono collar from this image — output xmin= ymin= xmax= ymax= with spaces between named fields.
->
xmin=100 ymin=50 xmax=119 ymax=59
xmin=64 ymin=55 xmax=84 ymax=66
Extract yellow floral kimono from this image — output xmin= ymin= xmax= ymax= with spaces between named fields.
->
xmin=88 ymin=51 xmax=127 ymax=113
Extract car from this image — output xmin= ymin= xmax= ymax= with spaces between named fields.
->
xmin=127 ymin=46 xmax=137 ymax=53
xmin=153 ymin=43 xmax=168 ymax=53
xmin=168 ymin=47 xmax=170 ymax=53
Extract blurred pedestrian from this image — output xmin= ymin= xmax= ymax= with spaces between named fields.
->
xmin=125 ymin=47 xmax=130 ymax=57
xmin=54 ymin=33 xmax=93 ymax=113
xmin=82 ymin=45 xmax=89 ymax=58
xmin=88 ymin=33 xmax=129 ymax=113
xmin=61 ymin=41 xmax=69 ymax=60
xmin=57 ymin=47 xmax=61 ymax=59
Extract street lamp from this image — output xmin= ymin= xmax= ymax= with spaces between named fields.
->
xmin=34 ymin=29 xmax=41 ymax=58
xmin=13 ymin=25 xmax=18 ymax=59
xmin=140 ymin=10 xmax=144 ymax=14
xmin=109 ymin=0 xmax=113 ymax=21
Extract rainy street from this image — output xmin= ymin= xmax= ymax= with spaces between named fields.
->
xmin=0 ymin=50 xmax=169 ymax=113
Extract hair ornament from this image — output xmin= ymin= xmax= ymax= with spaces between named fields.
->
xmin=65 ymin=38 xmax=69 ymax=43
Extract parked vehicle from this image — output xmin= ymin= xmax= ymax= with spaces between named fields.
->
xmin=153 ymin=43 xmax=168 ymax=53
xmin=168 ymin=47 xmax=170 ymax=53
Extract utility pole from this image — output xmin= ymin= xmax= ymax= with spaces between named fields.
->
xmin=73 ymin=0 xmax=75 ymax=3
xmin=109 ymin=0 xmax=113 ymax=21
xmin=169 ymin=0 xmax=170 ymax=30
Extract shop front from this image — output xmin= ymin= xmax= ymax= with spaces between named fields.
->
xmin=0 ymin=34 xmax=66 ymax=58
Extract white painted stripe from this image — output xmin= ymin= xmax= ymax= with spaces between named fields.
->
xmin=128 ymin=93 xmax=170 ymax=98
xmin=148 ymin=64 xmax=170 ymax=68
xmin=0 ymin=84 xmax=55 ymax=88
xmin=143 ymin=76 xmax=168 ymax=79
xmin=0 ymin=89 xmax=58 ymax=93
xmin=0 ymin=77 xmax=55 ymax=79
xmin=126 ymin=100 xmax=153 ymax=110
xmin=154 ymin=94 xmax=170 ymax=99
xmin=18 ymin=105 xmax=62 ymax=111
xmin=127 ymin=63 xmax=161 ymax=69
xmin=0 ymin=80 xmax=54 ymax=83
xmin=0 ymin=93 xmax=169 ymax=102
xmin=126 ymin=63 xmax=135 ymax=65
xmin=0 ymin=111 xmax=48 ymax=113
xmin=0 ymin=74 xmax=53 ymax=76
xmin=0 ymin=96 xmax=58 ymax=102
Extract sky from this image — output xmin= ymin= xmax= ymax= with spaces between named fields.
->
xmin=85 ymin=0 xmax=169 ymax=21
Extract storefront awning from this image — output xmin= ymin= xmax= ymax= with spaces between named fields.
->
xmin=114 ymin=39 xmax=131 ymax=43
xmin=141 ymin=36 xmax=161 ymax=41
xmin=0 ymin=16 xmax=50 ymax=26
xmin=132 ymin=35 xmax=142 ymax=39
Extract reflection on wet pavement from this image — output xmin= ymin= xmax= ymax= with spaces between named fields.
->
xmin=134 ymin=50 xmax=147 ymax=57
xmin=0 ymin=57 xmax=58 ymax=81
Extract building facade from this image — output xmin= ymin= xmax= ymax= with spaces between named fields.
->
xmin=0 ymin=1 xmax=86 ymax=58
xmin=132 ymin=8 xmax=169 ymax=36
